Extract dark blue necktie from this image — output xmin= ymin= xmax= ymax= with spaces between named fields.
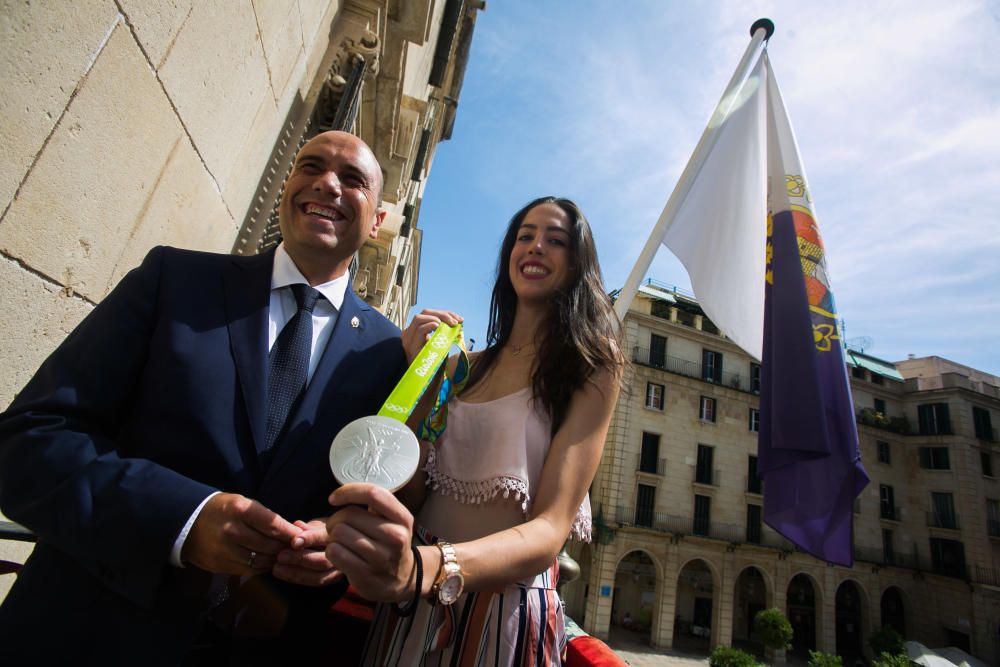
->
xmin=265 ymin=283 xmax=321 ymax=450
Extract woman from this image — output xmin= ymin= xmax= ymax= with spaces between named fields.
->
xmin=340 ymin=196 xmax=622 ymax=666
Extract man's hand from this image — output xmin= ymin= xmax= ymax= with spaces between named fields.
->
xmin=325 ymin=483 xmax=415 ymax=603
xmin=401 ymin=309 xmax=463 ymax=363
xmin=182 ymin=492 xmax=301 ymax=575
xmin=272 ymin=519 xmax=343 ymax=587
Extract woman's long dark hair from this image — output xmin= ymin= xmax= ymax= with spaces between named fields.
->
xmin=463 ymin=196 xmax=623 ymax=433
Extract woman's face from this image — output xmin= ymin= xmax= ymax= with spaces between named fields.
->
xmin=507 ymin=202 xmax=574 ymax=303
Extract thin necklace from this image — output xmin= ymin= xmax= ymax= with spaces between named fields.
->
xmin=509 ymin=341 xmax=535 ymax=356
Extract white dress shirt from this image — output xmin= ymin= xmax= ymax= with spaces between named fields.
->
xmin=169 ymin=243 xmax=350 ymax=566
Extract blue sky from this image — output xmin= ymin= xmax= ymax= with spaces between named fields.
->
xmin=413 ymin=0 xmax=1000 ymax=377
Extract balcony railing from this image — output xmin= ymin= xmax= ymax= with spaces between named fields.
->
xmin=635 ymin=454 xmax=666 ymax=476
xmin=745 ymin=475 xmax=762 ymax=494
xmin=694 ymin=468 xmax=722 ymax=487
xmin=854 ymin=545 xmax=920 ymax=570
xmin=988 ymin=519 xmax=1000 ymax=538
xmin=632 ymin=347 xmax=750 ymax=392
xmin=973 ymin=564 xmax=1000 ymax=586
xmin=615 ymin=506 xmax=763 ymax=546
xmin=879 ymin=506 xmax=902 ymax=522
xmin=856 ymin=408 xmax=910 ymax=434
xmin=927 ymin=511 xmax=960 ymax=530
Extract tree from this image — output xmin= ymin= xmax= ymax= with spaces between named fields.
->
xmin=709 ymin=646 xmax=760 ymax=667
xmin=869 ymin=625 xmax=905 ymax=657
xmin=753 ymin=607 xmax=793 ymax=653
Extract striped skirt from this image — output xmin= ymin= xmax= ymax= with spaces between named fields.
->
xmin=360 ymin=533 xmax=565 ymax=666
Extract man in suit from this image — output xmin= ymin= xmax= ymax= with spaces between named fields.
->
xmin=0 ymin=131 xmax=408 ymax=664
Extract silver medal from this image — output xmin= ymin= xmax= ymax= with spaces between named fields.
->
xmin=329 ymin=415 xmax=420 ymax=491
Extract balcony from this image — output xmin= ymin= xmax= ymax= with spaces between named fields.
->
xmin=694 ymin=468 xmax=721 ymax=487
xmin=745 ymin=475 xmax=762 ymax=495
xmin=635 ymin=454 xmax=666 ymax=476
xmin=973 ymin=564 xmax=1000 ymax=587
xmin=988 ymin=519 xmax=1000 ymax=538
xmin=632 ymin=347 xmax=751 ymax=392
xmin=614 ymin=506 xmax=787 ymax=548
xmin=879 ymin=506 xmax=902 ymax=522
xmin=854 ymin=546 xmax=920 ymax=570
xmin=856 ymin=408 xmax=910 ymax=435
xmin=927 ymin=511 xmax=960 ymax=530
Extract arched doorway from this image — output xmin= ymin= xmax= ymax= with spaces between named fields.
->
xmin=674 ymin=559 xmax=715 ymax=653
xmin=836 ymin=580 xmax=865 ymax=664
xmin=787 ymin=573 xmax=817 ymax=659
xmin=733 ymin=566 xmax=768 ymax=658
xmin=612 ymin=550 xmax=658 ymax=642
xmin=880 ymin=586 xmax=905 ymax=636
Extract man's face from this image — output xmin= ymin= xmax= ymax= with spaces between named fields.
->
xmin=278 ymin=131 xmax=385 ymax=272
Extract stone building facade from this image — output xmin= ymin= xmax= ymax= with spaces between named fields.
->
xmin=0 ymin=0 xmax=481 ymax=600
xmin=561 ymin=280 xmax=1000 ymax=664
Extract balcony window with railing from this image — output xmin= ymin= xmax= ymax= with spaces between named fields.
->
xmin=747 ymin=455 xmax=762 ymax=494
xmin=639 ymin=432 xmax=663 ymax=475
xmin=919 ymin=446 xmax=950 ymax=470
xmin=929 ymin=537 xmax=966 ymax=579
xmin=929 ymin=492 xmax=958 ymax=529
xmin=649 ymin=334 xmax=667 ymax=369
xmin=693 ymin=494 xmax=711 ymax=536
xmin=748 ymin=408 xmax=760 ymax=433
xmin=702 ymin=349 xmax=723 ymax=383
xmin=696 ymin=445 xmax=714 ymax=484
xmin=750 ymin=363 xmax=761 ymax=394
xmin=635 ymin=484 xmax=655 ymax=528
xmin=877 ymin=440 xmax=891 ymax=464
xmin=981 ymin=451 xmax=994 ymax=478
xmin=987 ymin=499 xmax=1000 ymax=537
xmin=746 ymin=504 xmax=762 ymax=544
xmin=918 ymin=402 xmax=952 ymax=435
xmin=882 ymin=528 xmax=894 ymax=564
xmin=880 ymin=485 xmax=900 ymax=521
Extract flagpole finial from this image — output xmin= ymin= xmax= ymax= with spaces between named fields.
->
xmin=750 ymin=18 xmax=774 ymax=41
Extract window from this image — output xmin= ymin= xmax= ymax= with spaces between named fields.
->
xmin=702 ymin=349 xmax=723 ymax=383
xmin=870 ymin=373 xmax=884 ymax=386
xmin=851 ymin=366 xmax=866 ymax=380
xmin=746 ymin=504 xmax=762 ymax=544
xmin=879 ymin=484 xmax=897 ymax=520
xmin=918 ymin=403 xmax=952 ymax=435
xmin=696 ymin=445 xmax=714 ymax=485
xmin=750 ymin=363 xmax=761 ymax=394
xmin=693 ymin=494 xmax=711 ymax=536
xmin=645 ymin=382 xmax=664 ymax=410
xmin=973 ymin=407 xmax=994 ymax=441
xmin=877 ymin=440 xmax=891 ymax=464
xmin=748 ymin=408 xmax=760 ymax=432
xmin=649 ymin=334 xmax=667 ymax=369
xmin=882 ymin=528 xmax=895 ymax=564
xmin=699 ymin=396 xmax=717 ymax=422
xmin=982 ymin=451 xmax=995 ymax=478
xmin=635 ymin=484 xmax=655 ymax=528
xmin=919 ymin=446 xmax=950 ymax=470
xmin=639 ymin=432 xmax=661 ymax=474
xmin=747 ymin=455 xmax=762 ymax=494
xmin=987 ymin=499 xmax=1000 ymax=537
xmin=931 ymin=492 xmax=957 ymax=529
xmin=929 ymin=537 xmax=966 ymax=578
xmin=874 ymin=398 xmax=886 ymax=415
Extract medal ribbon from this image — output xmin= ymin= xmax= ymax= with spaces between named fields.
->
xmin=377 ymin=322 xmax=466 ymax=423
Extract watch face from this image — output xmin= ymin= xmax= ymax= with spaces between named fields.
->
xmin=439 ymin=573 xmax=464 ymax=604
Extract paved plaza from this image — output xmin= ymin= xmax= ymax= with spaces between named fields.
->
xmin=605 ymin=627 xmax=711 ymax=667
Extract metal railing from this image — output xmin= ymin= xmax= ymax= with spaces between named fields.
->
xmin=988 ymin=519 xmax=1000 ymax=538
xmin=694 ymin=468 xmax=721 ymax=487
xmin=632 ymin=347 xmax=750 ymax=392
xmin=615 ymin=506 xmax=748 ymax=545
xmin=635 ymin=454 xmax=666 ymax=476
xmin=880 ymin=506 xmax=902 ymax=522
xmin=745 ymin=475 xmax=762 ymax=495
xmin=927 ymin=511 xmax=960 ymax=530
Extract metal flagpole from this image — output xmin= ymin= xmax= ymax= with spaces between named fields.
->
xmin=612 ymin=18 xmax=775 ymax=324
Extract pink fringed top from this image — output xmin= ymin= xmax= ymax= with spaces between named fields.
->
xmin=423 ymin=387 xmax=592 ymax=542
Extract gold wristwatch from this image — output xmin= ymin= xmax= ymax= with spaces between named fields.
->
xmin=430 ymin=541 xmax=464 ymax=605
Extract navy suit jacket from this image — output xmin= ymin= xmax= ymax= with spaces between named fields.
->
xmin=0 ymin=246 xmax=406 ymax=663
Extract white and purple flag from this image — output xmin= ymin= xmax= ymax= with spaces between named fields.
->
xmin=660 ymin=50 xmax=869 ymax=566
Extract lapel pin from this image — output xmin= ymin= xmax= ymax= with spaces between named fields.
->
xmin=350 ymin=316 xmax=360 ymax=328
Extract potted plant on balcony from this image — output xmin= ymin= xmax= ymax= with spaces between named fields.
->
xmin=753 ymin=608 xmax=792 ymax=664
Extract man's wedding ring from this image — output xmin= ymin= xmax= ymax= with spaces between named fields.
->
xmin=247 ymin=551 xmax=257 ymax=568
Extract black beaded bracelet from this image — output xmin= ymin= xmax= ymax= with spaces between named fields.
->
xmin=395 ymin=544 xmax=422 ymax=618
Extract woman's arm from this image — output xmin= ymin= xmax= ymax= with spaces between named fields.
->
xmin=432 ymin=364 xmax=620 ymax=591
xmin=325 ymin=363 xmax=621 ymax=602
